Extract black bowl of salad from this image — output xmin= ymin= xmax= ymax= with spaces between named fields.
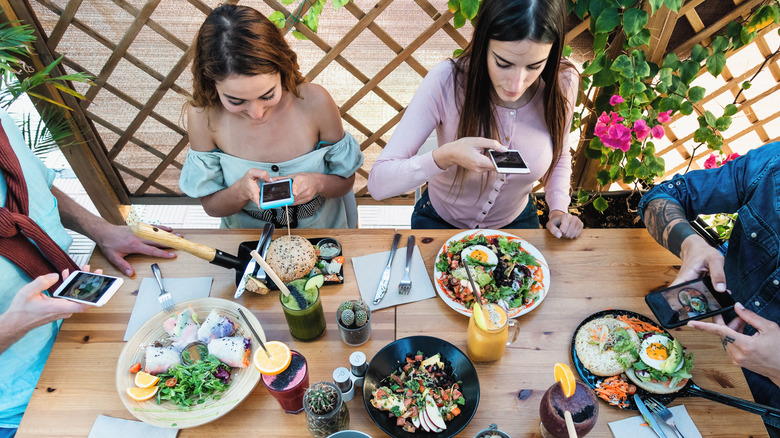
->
xmin=363 ymin=336 xmax=479 ymax=438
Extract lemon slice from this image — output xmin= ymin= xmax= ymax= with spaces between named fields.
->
xmin=554 ymin=362 xmax=576 ymax=398
xmin=133 ymin=371 xmax=159 ymax=388
xmin=253 ymin=341 xmax=292 ymax=375
xmin=472 ymin=301 xmax=487 ymax=330
xmin=127 ymin=385 xmax=159 ymax=401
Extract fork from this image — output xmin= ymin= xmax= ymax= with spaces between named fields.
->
xmin=398 ymin=235 xmax=415 ymax=295
xmin=645 ymin=397 xmax=685 ymax=438
xmin=151 ymin=263 xmax=175 ymax=314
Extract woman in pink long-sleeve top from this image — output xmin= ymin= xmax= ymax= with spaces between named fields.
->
xmin=367 ymin=0 xmax=583 ymax=239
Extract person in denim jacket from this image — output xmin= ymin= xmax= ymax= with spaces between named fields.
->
xmin=638 ymin=143 xmax=780 ymax=426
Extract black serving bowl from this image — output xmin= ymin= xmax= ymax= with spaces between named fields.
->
xmin=363 ymin=336 xmax=480 ymax=438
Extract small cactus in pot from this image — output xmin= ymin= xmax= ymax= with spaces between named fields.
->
xmin=336 ymin=299 xmax=371 ymax=346
xmin=303 ymin=382 xmax=349 ymax=437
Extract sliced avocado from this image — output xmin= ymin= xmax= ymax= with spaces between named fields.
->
xmin=476 ymin=271 xmax=492 ymax=287
xmin=662 ymin=338 xmax=684 ymax=373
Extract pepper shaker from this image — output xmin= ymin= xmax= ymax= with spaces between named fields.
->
xmin=349 ymin=351 xmax=367 ymax=387
xmin=333 ymin=367 xmax=354 ymax=402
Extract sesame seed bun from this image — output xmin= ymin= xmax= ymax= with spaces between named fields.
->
xmin=265 ymin=235 xmax=317 ymax=283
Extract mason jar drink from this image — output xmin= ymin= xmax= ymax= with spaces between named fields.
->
xmin=466 ymin=302 xmax=519 ymax=362
xmin=280 ymin=284 xmax=326 ymax=341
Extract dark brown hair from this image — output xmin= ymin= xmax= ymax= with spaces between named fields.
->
xmin=190 ymin=4 xmax=305 ymax=108
xmin=452 ymin=0 xmax=575 ymax=183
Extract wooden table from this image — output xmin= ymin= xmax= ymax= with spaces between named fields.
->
xmin=17 ymin=229 xmax=768 ymax=437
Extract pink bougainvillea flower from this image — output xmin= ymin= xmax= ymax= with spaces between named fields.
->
xmin=609 ymin=94 xmax=625 ymax=106
xmin=598 ymin=111 xmax=611 ymax=124
xmin=633 ymin=119 xmax=650 ymax=140
xmin=651 ymin=125 xmax=665 ymax=139
xmin=725 ymin=153 xmax=740 ymax=163
xmin=704 ymin=153 xmax=718 ymax=169
xmin=610 ymin=111 xmax=624 ymax=124
xmin=657 ymin=110 xmax=672 ymax=124
xmin=603 ymin=123 xmax=632 ymax=151
xmin=595 ymin=122 xmax=608 ymax=137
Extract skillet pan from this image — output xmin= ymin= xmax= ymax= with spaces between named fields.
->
xmin=571 ymin=309 xmax=780 ymax=427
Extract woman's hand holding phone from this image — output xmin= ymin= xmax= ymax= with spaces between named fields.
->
xmin=432 ymin=137 xmax=505 ymax=172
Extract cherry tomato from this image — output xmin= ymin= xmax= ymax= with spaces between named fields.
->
xmin=165 ymin=378 xmax=177 ymax=387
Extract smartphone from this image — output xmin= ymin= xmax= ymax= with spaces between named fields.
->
xmin=488 ymin=149 xmax=530 ymax=174
xmin=51 ymin=271 xmax=124 ymax=306
xmin=259 ymin=178 xmax=294 ymax=209
xmin=645 ymin=276 xmax=736 ymax=328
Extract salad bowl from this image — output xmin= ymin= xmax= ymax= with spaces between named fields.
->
xmin=363 ymin=336 xmax=480 ymax=438
xmin=433 ymin=229 xmax=550 ymax=318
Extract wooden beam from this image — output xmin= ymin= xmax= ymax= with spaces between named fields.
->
xmin=672 ymin=0 xmax=765 ymax=55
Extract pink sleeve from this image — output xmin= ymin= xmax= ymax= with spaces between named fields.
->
xmin=544 ymin=66 xmax=579 ymax=213
xmin=367 ymin=62 xmax=452 ymax=200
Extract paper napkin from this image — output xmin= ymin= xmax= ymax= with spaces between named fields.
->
xmin=88 ymin=415 xmax=178 ymax=438
xmin=352 ymin=245 xmax=436 ymax=311
xmin=123 ymin=276 xmax=212 ymax=340
xmin=608 ymin=405 xmax=702 ymax=438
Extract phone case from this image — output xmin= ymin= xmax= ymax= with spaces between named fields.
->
xmin=645 ymin=277 xmax=734 ymax=328
xmin=260 ymin=180 xmax=294 ymax=209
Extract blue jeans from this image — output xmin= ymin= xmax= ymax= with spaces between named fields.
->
xmin=0 ymin=428 xmax=16 ymax=438
xmin=411 ymin=190 xmax=540 ymax=229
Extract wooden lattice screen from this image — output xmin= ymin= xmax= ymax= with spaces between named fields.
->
xmin=3 ymin=0 xmax=780 ymax=223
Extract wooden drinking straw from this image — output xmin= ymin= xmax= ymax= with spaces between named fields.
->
xmin=285 ymin=205 xmax=291 ymax=237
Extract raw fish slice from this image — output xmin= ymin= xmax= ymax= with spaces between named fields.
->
xmin=144 ymin=346 xmax=181 ymax=375
xmin=208 ymin=337 xmax=251 ymax=368
xmin=197 ymin=309 xmax=236 ymax=344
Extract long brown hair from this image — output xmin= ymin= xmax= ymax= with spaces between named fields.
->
xmin=190 ymin=4 xmax=305 ymax=109
xmin=452 ymin=0 xmax=574 ymax=185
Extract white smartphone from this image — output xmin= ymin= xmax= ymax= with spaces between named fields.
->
xmin=489 ymin=150 xmax=530 ymax=174
xmin=51 ymin=271 xmax=124 ymax=306
xmin=260 ymin=178 xmax=295 ymax=209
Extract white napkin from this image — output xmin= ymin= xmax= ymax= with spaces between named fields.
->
xmin=123 ymin=277 xmax=213 ymax=340
xmin=88 ymin=415 xmax=178 ymax=438
xmin=352 ymin=245 xmax=436 ymax=311
xmin=608 ymin=405 xmax=702 ymax=438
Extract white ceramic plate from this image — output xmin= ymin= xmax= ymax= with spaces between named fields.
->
xmin=116 ymin=298 xmax=263 ymax=428
xmin=433 ymin=229 xmax=550 ymax=318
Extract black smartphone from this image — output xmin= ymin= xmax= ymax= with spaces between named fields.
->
xmin=645 ymin=276 xmax=736 ymax=328
xmin=488 ymin=150 xmax=530 ymax=174
xmin=259 ymin=178 xmax=294 ymax=209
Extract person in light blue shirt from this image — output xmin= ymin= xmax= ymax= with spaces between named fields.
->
xmin=0 ymin=108 xmax=177 ymax=436
xmin=180 ymin=4 xmax=363 ymax=229
xmin=639 ymin=142 xmax=780 ymax=437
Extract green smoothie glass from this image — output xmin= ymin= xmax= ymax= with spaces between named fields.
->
xmin=280 ymin=282 xmax=327 ymax=341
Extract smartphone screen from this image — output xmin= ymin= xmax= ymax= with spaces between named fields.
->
xmin=260 ymin=179 xmax=294 ymax=209
xmin=489 ymin=150 xmax=530 ymax=174
xmin=52 ymin=271 xmax=124 ymax=306
xmin=645 ymin=276 xmax=736 ymax=328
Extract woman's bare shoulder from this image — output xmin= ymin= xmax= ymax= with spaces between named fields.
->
xmin=187 ymin=105 xmax=219 ymax=152
xmin=297 ymin=83 xmax=344 ymax=141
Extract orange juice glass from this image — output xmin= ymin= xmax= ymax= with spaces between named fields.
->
xmin=466 ymin=303 xmax=520 ymax=362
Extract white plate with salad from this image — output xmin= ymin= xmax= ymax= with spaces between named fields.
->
xmin=433 ymin=229 xmax=550 ymax=318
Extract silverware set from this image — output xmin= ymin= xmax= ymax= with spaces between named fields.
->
xmin=645 ymin=397 xmax=685 ymax=438
xmin=634 ymin=393 xmax=686 ymax=438
xmin=372 ymin=231 xmax=415 ymax=305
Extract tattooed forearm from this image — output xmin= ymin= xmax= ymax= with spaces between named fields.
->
xmin=643 ymin=199 xmax=696 ymax=257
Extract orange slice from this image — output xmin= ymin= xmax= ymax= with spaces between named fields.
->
xmin=253 ymin=341 xmax=292 ymax=375
xmin=134 ymin=371 xmax=159 ymax=388
xmin=554 ymin=362 xmax=576 ymax=398
xmin=127 ymin=385 xmax=159 ymax=401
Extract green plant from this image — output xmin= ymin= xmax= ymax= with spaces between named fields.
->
xmin=305 ymin=382 xmax=339 ymax=415
xmin=0 ymin=14 xmax=93 ymax=155
xmin=268 ymin=0 xmax=351 ymax=40
xmin=355 ymin=309 xmax=368 ymax=327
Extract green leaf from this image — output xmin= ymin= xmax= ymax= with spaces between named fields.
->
xmin=658 ymin=67 xmax=673 ymax=85
xmin=617 ymin=0 xmax=638 ymax=7
xmin=688 ymin=86 xmax=706 ymax=103
xmin=627 ymin=29 xmax=651 ymax=47
xmin=635 ymin=61 xmax=650 ymax=78
xmin=680 ymin=101 xmax=694 ymax=115
xmin=741 ymin=26 xmax=756 ymax=45
xmin=642 ymin=144 xmax=656 ymax=156
xmin=292 ymin=30 xmax=308 ymax=40
xmin=707 ymin=132 xmax=723 ymax=148
xmin=609 ymin=164 xmax=621 ymax=180
xmin=597 ymin=169 xmax=611 ymax=186
xmin=649 ymin=156 xmax=666 ymax=176
xmin=593 ymin=66 xmax=619 ymax=87
xmin=268 ymin=11 xmax=287 ymax=28
xmin=582 ymin=52 xmax=606 ymax=75
xmin=662 ymin=53 xmax=680 ymax=70
xmin=584 ymin=146 xmax=603 ymax=159
xmin=704 ymin=110 xmax=717 ymax=127
xmin=625 ymin=157 xmax=642 ymax=174
xmin=626 ymin=141 xmax=642 ymax=160
xmin=715 ymin=116 xmax=732 ymax=131
xmin=633 ymin=81 xmax=646 ymax=93
xmin=712 ymin=35 xmax=729 ymax=53
xmin=563 ymin=44 xmax=573 ymax=58
xmin=726 ymin=20 xmax=742 ymax=39
xmin=589 ymin=136 xmax=604 ymax=150
xmin=690 ymin=44 xmax=708 ymax=63
xmin=333 ymin=0 xmax=350 ymax=9
xmin=593 ymin=33 xmax=609 ymax=54
xmin=610 ymin=54 xmax=634 ymax=78
xmin=742 ymin=81 xmax=752 ymax=90
xmin=622 ymin=8 xmax=648 ymax=37
xmin=648 ymin=0 xmax=664 ymax=14
xmin=659 ymin=97 xmax=675 ymax=112
xmin=608 ymin=149 xmax=624 ymax=165
xmin=723 ymin=103 xmax=738 ymax=117
xmin=595 ymin=7 xmax=621 ymax=34
xmin=706 ymin=52 xmax=726 ymax=76
xmin=663 ymin=0 xmax=682 ymax=12
xmin=460 ymin=0 xmax=480 ymax=19
xmin=679 ymin=61 xmax=700 ymax=84
xmin=453 ymin=10 xmax=466 ymax=28
xmin=694 ymin=126 xmax=710 ymax=143
xmin=574 ymin=0 xmax=590 ymax=19
xmin=636 ymin=164 xmax=650 ymax=179
xmin=577 ymin=189 xmax=590 ymax=205
xmin=594 ymin=196 xmax=609 ymax=212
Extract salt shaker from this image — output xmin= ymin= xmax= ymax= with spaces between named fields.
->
xmin=349 ymin=351 xmax=367 ymax=387
xmin=333 ymin=367 xmax=354 ymax=402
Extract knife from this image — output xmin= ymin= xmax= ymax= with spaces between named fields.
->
xmin=634 ymin=394 xmax=668 ymax=438
xmin=234 ymin=223 xmax=274 ymax=298
xmin=372 ymin=231 xmax=401 ymax=305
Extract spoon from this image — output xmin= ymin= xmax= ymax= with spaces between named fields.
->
xmin=238 ymin=307 xmax=271 ymax=358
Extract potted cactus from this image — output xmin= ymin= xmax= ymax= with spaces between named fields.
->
xmin=335 ymin=300 xmax=371 ymax=346
xmin=303 ymin=381 xmax=349 ymax=437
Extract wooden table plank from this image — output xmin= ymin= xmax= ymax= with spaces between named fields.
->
xmin=17 ymin=229 xmax=768 ymax=437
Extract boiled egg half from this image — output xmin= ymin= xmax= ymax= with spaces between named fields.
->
xmin=461 ymin=245 xmax=498 ymax=270
xmin=639 ymin=334 xmax=681 ymax=372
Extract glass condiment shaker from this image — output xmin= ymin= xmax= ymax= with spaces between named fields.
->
xmin=333 ymin=367 xmax=354 ymax=402
xmin=349 ymin=351 xmax=367 ymax=387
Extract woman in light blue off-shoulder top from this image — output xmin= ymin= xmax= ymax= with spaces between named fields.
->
xmin=180 ymin=4 xmax=363 ymax=229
